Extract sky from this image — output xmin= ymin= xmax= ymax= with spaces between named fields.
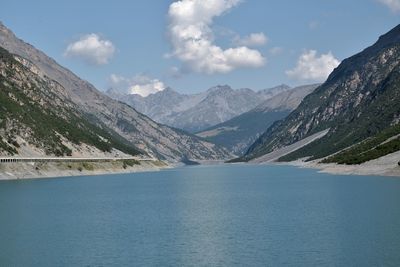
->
xmin=0 ymin=0 xmax=399 ymax=95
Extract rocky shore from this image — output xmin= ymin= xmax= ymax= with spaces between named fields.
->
xmin=0 ymin=160 xmax=169 ymax=180
xmin=285 ymin=150 xmax=400 ymax=177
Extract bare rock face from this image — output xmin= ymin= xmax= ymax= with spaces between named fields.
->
xmin=109 ymin=84 xmax=292 ymax=133
xmin=0 ymin=22 xmax=231 ymax=162
xmin=244 ymin=24 xmax=400 ymax=161
xmin=196 ymin=84 xmax=319 ymax=155
xmin=252 ymin=84 xmax=320 ymax=113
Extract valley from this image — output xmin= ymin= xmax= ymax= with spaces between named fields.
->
xmin=1 ymin=21 xmax=400 ymax=179
xmin=1 ymin=2 xmax=400 ymax=267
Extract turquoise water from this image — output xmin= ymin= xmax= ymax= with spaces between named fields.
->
xmin=0 ymin=164 xmax=400 ymax=266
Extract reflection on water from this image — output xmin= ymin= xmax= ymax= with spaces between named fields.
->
xmin=0 ymin=164 xmax=399 ymax=266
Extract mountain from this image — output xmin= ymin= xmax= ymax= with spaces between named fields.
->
xmin=109 ymin=87 xmax=207 ymax=132
xmin=0 ymin=22 xmax=231 ymax=162
xmin=0 ymin=46 xmax=140 ymax=157
xmin=197 ymin=84 xmax=319 ymax=155
xmin=108 ymin=84 xmax=292 ymax=133
xmin=243 ymin=24 xmax=400 ymax=165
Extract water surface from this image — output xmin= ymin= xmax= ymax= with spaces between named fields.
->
xmin=0 ymin=164 xmax=399 ymax=266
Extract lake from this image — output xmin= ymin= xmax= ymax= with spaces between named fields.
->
xmin=0 ymin=164 xmax=399 ymax=266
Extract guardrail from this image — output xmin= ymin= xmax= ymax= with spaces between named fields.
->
xmin=0 ymin=157 xmax=156 ymax=163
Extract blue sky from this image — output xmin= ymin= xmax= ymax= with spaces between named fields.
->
xmin=0 ymin=0 xmax=399 ymax=95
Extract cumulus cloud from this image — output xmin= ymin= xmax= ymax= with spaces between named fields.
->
xmin=167 ymin=0 xmax=265 ymax=74
xmin=109 ymin=74 xmax=166 ymax=97
xmin=65 ymin=34 xmax=115 ymax=65
xmin=378 ymin=0 xmax=400 ymax=12
xmin=234 ymin=32 xmax=268 ymax=47
xmin=286 ymin=50 xmax=340 ymax=82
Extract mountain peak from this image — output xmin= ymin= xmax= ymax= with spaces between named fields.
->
xmin=207 ymin=85 xmax=233 ymax=93
xmin=356 ymin=24 xmax=400 ymax=58
xmin=160 ymin=87 xmax=178 ymax=94
xmin=259 ymin=84 xmax=291 ymax=93
xmin=0 ymin=21 xmax=14 ymax=38
xmin=376 ymin=24 xmax=400 ymax=47
xmin=244 ymin=24 xmax=400 ymax=162
xmin=0 ymin=21 xmax=231 ymax=162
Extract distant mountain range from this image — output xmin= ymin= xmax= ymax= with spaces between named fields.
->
xmin=0 ymin=22 xmax=231 ymax=162
xmin=243 ymin=24 xmax=400 ymax=165
xmin=3 ymin=20 xmax=397 ymax=168
xmin=197 ymin=84 xmax=319 ymax=155
xmin=108 ymin=84 xmax=292 ymax=133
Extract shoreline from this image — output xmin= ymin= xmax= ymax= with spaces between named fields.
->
xmin=2 ymin=154 xmax=399 ymax=181
xmin=273 ymin=150 xmax=400 ymax=178
xmin=0 ymin=160 xmax=170 ymax=181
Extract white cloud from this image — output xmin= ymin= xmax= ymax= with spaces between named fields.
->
xmin=65 ymin=34 xmax=115 ymax=65
xmin=234 ymin=32 xmax=268 ymax=47
xmin=109 ymin=74 xmax=166 ymax=97
xmin=378 ymin=0 xmax=400 ymax=12
xmin=167 ymin=0 xmax=265 ymax=74
xmin=286 ymin=50 xmax=340 ymax=82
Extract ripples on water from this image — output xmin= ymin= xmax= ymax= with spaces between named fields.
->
xmin=0 ymin=164 xmax=399 ymax=266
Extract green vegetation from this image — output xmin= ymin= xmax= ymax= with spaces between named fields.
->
xmin=244 ymin=28 xmax=400 ymax=164
xmin=276 ymin=62 xmax=400 ymax=163
xmin=82 ymin=162 xmax=94 ymax=171
xmin=321 ymin=123 xmax=400 ymax=164
xmin=122 ymin=159 xmax=140 ymax=169
xmin=225 ymin=157 xmax=244 ymax=163
xmin=0 ymin=46 xmax=140 ymax=156
xmin=199 ymin=109 xmax=290 ymax=154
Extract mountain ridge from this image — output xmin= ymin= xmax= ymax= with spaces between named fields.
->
xmin=0 ymin=22 xmax=231 ymax=162
xmin=0 ymin=46 xmax=141 ymax=157
xmin=109 ymin=84 xmax=292 ymax=132
xmin=243 ymin=24 xmax=400 ymax=164
xmin=196 ymin=84 xmax=319 ymax=154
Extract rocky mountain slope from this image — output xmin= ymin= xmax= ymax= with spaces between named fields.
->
xmin=0 ymin=22 xmax=231 ymax=162
xmin=243 ymin=24 xmax=400 ymax=165
xmin=0 ymin=46 xmax=140 ymax=157
xmin=109 ymin=85 xmax=291 ymax=133
xmin=197 ymin=84 xmax=319 ymax=155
